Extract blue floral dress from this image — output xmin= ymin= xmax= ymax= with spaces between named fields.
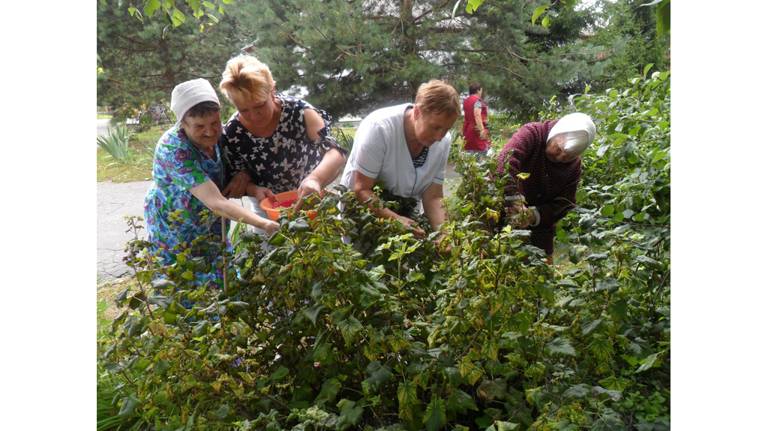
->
xmin=144 ymin=125 xmax=230 ymax=286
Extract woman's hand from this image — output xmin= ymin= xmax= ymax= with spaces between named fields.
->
xmin=295 ymin=176 xmax=323 ymax=210
xmin=298 ymin=176 xmax=323 ymax=199
xmin=434 ymin=231 xmax=452 ymax=255
xmin=397 ymin=215 xmax=426 ymax=238
xmin=222 ymin=171 xmax=251 ymax=198
xmin=262 ymin=219 xmax=280 ymax=235
xmin=506 ymin=204 xmax=536 ymax=228
xmin=246 ymin=184 xmax=276 ymax=203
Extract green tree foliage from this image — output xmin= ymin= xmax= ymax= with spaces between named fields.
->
xmin=239 ymin=0 xmax=602 ymax=120
xmin=98 ymin=0 xmax=668 ymax=124
xmin=97 ymin=0 xmax=248 ymax=121
xmin=584 ymin=0 xmax=670 ymax=89
xmin=117 ymin=0 xmax=233 ymax=28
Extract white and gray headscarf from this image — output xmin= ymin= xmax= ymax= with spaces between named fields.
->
xmin=170 ymin=78 xmax=220 ymax=127
xmin=547 ymin=112 xmax=596 ymax=156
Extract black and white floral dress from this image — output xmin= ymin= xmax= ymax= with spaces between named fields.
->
xmin=220 ymin=95 xmax=345 ymax=194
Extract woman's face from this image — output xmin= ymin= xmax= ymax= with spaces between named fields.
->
xmin=545 ymin=133 xmax=580 ymax=163
xmin=234 ymin=92 xmax=278 ymax=129
xmin=412 ymin=106 xmax=458 ymax=150
xmin=182 ymin=111 xmax=222 ymax=150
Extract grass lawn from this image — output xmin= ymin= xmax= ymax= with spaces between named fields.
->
xmin=97 ymin=125 xmax=166 ymax=182
xmin=97 ymin=276 xmax=135 ymax=321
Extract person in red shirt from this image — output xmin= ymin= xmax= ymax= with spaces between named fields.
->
xmin=496 ymin=113 xmax=596 ymax=263
xmin=462 ymin=82 xmax=491 ymax=155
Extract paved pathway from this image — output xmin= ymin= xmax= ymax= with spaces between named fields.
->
xmin=97 ymin=181 xmax=152 ymax=283
xmin=97 ymin=118 xmax=111 ymax=141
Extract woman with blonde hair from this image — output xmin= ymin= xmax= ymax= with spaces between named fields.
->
xmin=340 ymin=79 xmax=461 ymax=237
xmin=218 ymin=55 xmax=347 ymax=217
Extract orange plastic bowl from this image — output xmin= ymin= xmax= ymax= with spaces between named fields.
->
xmin=260 ymin=190 xmax=299 ymax=221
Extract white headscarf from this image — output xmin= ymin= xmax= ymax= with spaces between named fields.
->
xmin=170 ymin=78 xmax=220 ymax=127
xmin=547 ymin=112 xmax=596 ymax=156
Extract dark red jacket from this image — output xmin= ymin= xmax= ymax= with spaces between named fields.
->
xmin=496 ymin=120 xmax=582 ymax=255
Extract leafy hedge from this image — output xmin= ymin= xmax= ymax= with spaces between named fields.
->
xmin=98 ymin=70 xmax=669 ymax=430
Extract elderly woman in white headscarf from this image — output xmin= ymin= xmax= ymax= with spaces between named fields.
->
xmin=495 ymin=112 xmax=596 ymax=262
xmin=143 ymin=78 xmax=279 ymax=285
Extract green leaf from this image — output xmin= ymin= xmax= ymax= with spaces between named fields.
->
xmin=595 ymin=278 xmax=619 ymax=292
xmin=143 ymin=0 xmax=161 ymax=16
xmin=170 ymin=8 xmax=186 ymax=27
xmin=269 ymin=366 xmax=289 ymax=382
xmin=163 ymin=309 xmax=177 ymax=324
xmin=494 ymin=421 xmax=520 ymax=431
xmin=314 ymin=377 xmax=342 ymax=407
xmin=531 ymin=5 xmax=549 ymax=24
xmin=128 ymin=292 xmax=146 ymax=310
xmin=186 ymin=0 xmax=201 ymax=13
xmin=422 ymin=396 xmax=447 ymax=431
xmin=643 ymin=63 xmax=654 ymax=79
xmin=600 ymin=204 xmax=614 ymax=217
xmin=636 ymin=255 xmax=661 ymax=267
xmin=581 ymin=318 xmax=603 ymax=336
xmin=397 ymin=381 xmax=420 ymax=422
xmin=289 ymin=219 xmax=310 ymax=232
xmin=337 ymin=399 xmax=364 ymax=429
xmin=459 ymin=356 xmax=484 ymax=385
xmin=563 ymin=383 xmax=590 ymax=398
xmin=541 ymin=15 xmax=551 ymax=28
xmin=301 ymin=304 xmax=324 ymax=325
xmin=546 ymin=337 xmax=576 ymax=356
xmin=118 ymin=395 xmax=139 ymax=416
xmin=466 ymin=0 xmax=486 ymax=14
xmin=337 ymin=316 xmax=363 ymax=346
xmin=596 ymin=144 xmax=610 ymax=157
xmin=362 ymin=361 xmax=393 ymax=394
xmin=636 ymin=352 xmax=661 ymax=373
xmin=525 ymin=386 xmax=544 ymax=407
xmin=477 ymin=379 xmax=507 ymax=401
xmin=213 ymin=403 xmax=230 ymax=419
xmin=586 ymin=253 xmax=608 ymax=262
xmin=446 ymin=389 xmax=478 ymax=414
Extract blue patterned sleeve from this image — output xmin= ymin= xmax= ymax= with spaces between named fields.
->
xmin=155 ymin=131 xmax=210 ymax=191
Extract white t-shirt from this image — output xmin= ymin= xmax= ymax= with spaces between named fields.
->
xmin=340 ymin=103 xmax=451 ymax=199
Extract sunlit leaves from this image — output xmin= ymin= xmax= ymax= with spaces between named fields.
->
xmin=546 ymin=337 xmax=577 ymax=356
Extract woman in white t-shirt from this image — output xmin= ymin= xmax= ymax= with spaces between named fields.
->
xmin=340 ymin=80 xmax=460 ymax=237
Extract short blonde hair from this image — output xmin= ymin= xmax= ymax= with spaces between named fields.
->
xmin=219 ymin=55 xmax=275 ymax=104
xmin=415 ymin=80 xmax=461 ymax=116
